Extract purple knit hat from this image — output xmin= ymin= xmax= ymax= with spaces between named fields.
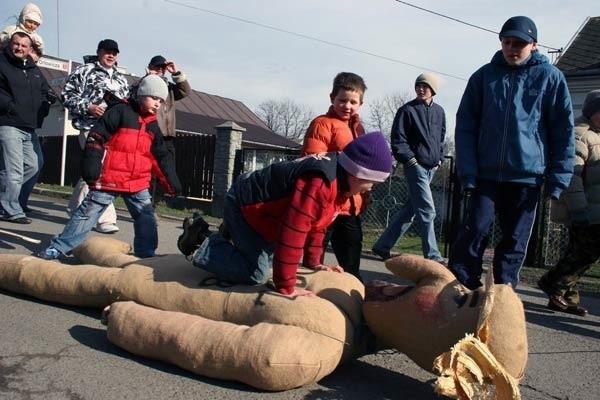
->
xmin=339 ymin=132 xmax=392 ymax=182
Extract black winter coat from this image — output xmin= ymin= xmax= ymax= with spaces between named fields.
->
xmin=0 ymin=46 xmax=51 ymax=129
xmin=390 ymin=98 xmax=446 ymax=169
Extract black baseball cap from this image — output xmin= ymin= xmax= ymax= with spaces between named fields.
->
xmin=97 ymin=39 xmax=120 ymax=53
xmin=148 ymin=55 xmax=167 ymax=67
xmin=499 ymin=16 xmax=537 ymax=43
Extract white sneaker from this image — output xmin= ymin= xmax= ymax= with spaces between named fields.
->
xmin=95 ymin=223 xmax=120 ymax=234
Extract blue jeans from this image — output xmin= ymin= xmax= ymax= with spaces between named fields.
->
xmin=0 ymin=126 xmax=38 ymax=219
xmin=448 ymin=180 xmax=539 ymax=289
xmin=19 ymin=131 xmax=44 ymax=209
xmin=373 ymin=163 xmax=442 ymax=260
xmin=50 ymin=189 xmax=158 ymax=257
xmin=192 ymin=186 xmax=272 ymax=285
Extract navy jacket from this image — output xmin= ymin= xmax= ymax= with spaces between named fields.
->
xmin=455 ymin=50 xmax=574 ymax=199
xmin=0 ymin=46 xmax=50 ymax=130
xmin=390 ymin=98 xmax=446 ymax=169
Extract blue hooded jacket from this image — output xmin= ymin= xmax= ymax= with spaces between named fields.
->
xmin=455 ymin=50 xmax=574 ymax=199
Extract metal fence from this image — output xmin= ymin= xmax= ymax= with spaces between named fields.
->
xmin=362 ymin=160 xmax=454 ymax=256
xmin=40 ymin=133 xmax=216 ymax=200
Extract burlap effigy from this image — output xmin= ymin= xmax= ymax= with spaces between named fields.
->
xmin=106 ymin=301 xmax=343 ymax=391
xmin=433 ymin=334 xmax=521 ymax=400
xmin=362 ymin=254 xmax=528 ymax=399
xmin=0 ymin=236 xmax=365 ymax=390
xmin=0 ymin=254 xmax=119 ymax=307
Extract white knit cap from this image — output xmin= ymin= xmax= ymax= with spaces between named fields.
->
xmin=21 ymin=3 xmax=43 ymax=25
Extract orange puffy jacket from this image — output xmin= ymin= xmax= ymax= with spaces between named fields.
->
xmin=301 ymin=106 xmax=366 ymax=216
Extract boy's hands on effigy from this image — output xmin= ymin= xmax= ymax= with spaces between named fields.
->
xmin=309 ymin=264 xmax=344 ymax=273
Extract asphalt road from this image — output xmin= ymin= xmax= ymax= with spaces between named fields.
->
xmin=0 ymin=193 xmax=599 ymax=400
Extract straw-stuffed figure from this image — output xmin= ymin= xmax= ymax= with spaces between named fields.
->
xmin=0 ymin=236 xmax=527 ymax=398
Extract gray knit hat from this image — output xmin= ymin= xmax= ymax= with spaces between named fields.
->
xmin=582 ymin=89 xmax=600 ymax=120
xmin=137 ymin=75 xmax=168 ymax=101
xmin=415 ymin=73 xmax=439 ymax=95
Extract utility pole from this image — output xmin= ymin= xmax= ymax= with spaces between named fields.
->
xmin=56 ymin=0 xmax=60 ymax=57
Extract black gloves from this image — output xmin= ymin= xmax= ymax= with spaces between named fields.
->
xmin=82 ymin=132 xmax=105 ymax=185
xmin=46 ymin=90 xmax=58 ymax=105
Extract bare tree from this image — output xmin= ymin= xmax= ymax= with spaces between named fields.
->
xmin=365 ymin=91 xmax=411 ymax=136
xmin=255 ymin=98 xmax=314 ymax=140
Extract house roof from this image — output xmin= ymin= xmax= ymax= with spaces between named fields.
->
xmin=555 ymin=16 xmax=600 ymax=72
xmin=37 ymin=56 xmax=300 ymax=151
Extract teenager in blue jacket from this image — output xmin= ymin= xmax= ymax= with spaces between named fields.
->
xmin=449 ymin=16 xmax=575 ymax=290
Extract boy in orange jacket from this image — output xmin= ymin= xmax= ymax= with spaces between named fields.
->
xmin=301 ymin=72 xmax=369 ymax=280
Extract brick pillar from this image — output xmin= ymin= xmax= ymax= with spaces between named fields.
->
xmin=211 ymin=121 xmax=245 ymax=218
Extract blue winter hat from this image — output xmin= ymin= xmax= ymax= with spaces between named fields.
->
xmin=339 ymin=132 xmax=392 ymax=182
xmin=499 ymin=16 xmax=537 ymax=43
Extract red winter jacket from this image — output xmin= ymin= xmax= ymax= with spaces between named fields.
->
xmin=82 ymin=102 xmax=181 ymax=195
xmin=235 ymin=153 xmax=347 ymax=294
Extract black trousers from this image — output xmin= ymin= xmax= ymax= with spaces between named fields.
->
xmin=322 ymin=214 xmax=363 ymax=281
xmin=151 ymin=138 xmax=176 ymax=203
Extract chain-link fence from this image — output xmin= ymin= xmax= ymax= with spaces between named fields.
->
xmin=362 ymin=161 xmax=453 ymax=256
xmin=537 ymin=201 xmax=571 ymax=267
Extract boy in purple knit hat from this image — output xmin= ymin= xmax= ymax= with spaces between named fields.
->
xmin=178 ymin=132 xmax=393 ymax=297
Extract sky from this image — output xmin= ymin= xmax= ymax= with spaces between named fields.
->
xmin=3 ymin=0 xmax=598 ymax=138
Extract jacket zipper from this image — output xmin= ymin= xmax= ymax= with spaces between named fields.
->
xmin=499 ymin=71 xmax=516 ymax=182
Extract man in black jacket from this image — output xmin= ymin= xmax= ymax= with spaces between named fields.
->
xmin=0 ymin=32 xmax=52 ymax=224
xmin=372 ymin=73 xmax=447 ymax=262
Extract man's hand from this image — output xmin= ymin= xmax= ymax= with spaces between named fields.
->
xmin=166 ymin=61 xmax=178 ymax=74
xmin=88 ymin=104 xmax=106 ymax=117
xmin=309 ymin=264 xmax=345 ymax=273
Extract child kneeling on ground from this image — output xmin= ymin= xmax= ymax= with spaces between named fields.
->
xmin=178 ymin=132 xmax=392 ymax=297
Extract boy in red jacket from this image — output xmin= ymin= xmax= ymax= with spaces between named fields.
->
xmin=179 ymin=132 xmax=392 ymax=297
xmin=38 ymin=75 xmax=181 ymax=259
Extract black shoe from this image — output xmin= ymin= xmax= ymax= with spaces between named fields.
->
xmin=22 ymin=206 xmax=33 ymax=214
xmin=0 ymin=216 xmax=32 ymax=224
xmin=177 ymin=213 xmax=211 ymax=256
xmin=547 ymin=300 xmax=588 ymax=317
xmin=538 ymin=277 xmax=568 ymax=310
xmin=218 ymin=222 xmax=231 ymax=241
xmin=372 ymin=247 xmax=392 ymax=261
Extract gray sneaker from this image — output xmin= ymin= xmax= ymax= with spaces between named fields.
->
xmin=37 ymin=246 xmax=60 ymax=260
xmin=95 ymin=223 xmax=119 ymax=234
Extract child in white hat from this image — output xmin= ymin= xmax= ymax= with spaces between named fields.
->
xmin=0 ymin=3 xmax=45 ymax=60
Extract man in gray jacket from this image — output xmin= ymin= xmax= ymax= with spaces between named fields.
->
xmin=143 ymin=55 xmax=191 ymax=201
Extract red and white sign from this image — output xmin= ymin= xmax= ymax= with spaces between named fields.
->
xmin=37 ymin=57 xmax=70 ymax=72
